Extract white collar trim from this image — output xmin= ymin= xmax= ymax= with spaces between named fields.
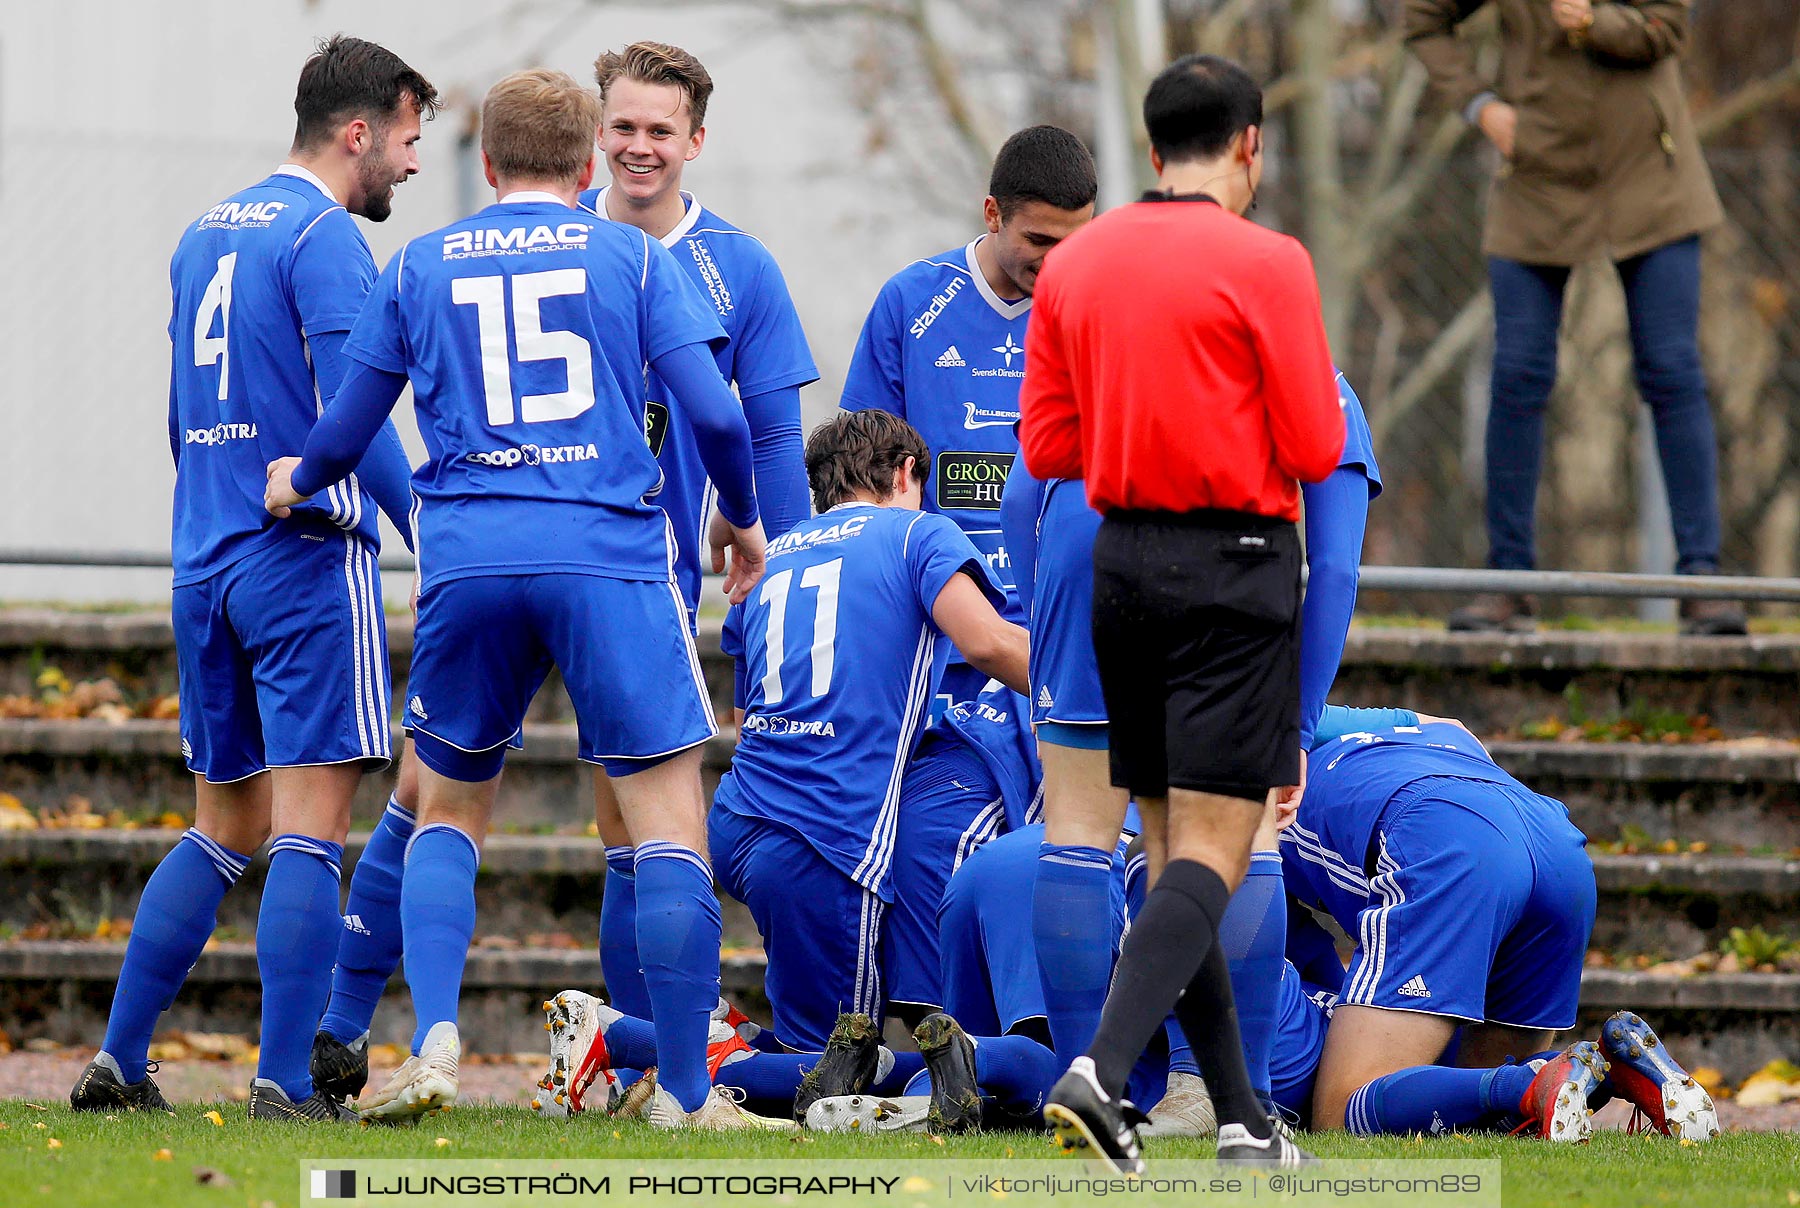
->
xmin=274 ymin=163 xmax=339 ymax=204
xmin=965 ymin=236 xmax=1031 ymax=320
xmin=500 ymin=190 xmax=571 ymax=206
xmin=594 ymin=186 xmax=701 ymax=247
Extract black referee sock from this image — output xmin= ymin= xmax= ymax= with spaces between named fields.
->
xmin=1173 ymin=924 xmax=1272 ymax=1139
xmin=1086 ymin=858 xmax=1230 ymax=1094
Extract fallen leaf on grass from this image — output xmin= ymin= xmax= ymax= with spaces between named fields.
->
xmin=434 ymin=1138 xmax=451 ymax=1148
xmin=193 ymin=1167 xmax=233 ymax=1187
xmin=46 ymin=1139 xmax=61 ymax=1150
xmin=24 ymin=1103 xmax=46 ymax=1111
xmin=203 ymin=1110 xmax=224 ymax=1127
xmin=153 ymin=1149 xmax=173 ymax=1161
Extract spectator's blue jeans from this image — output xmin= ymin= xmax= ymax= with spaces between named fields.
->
xmin=1486 ymin=235 xmax=1721 ymax=573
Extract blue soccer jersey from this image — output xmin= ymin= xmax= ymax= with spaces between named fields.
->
xmin=169 ymin=167 xmax=386 ymax=584
xmin=842 ymin=239 xmax=1031 ymax=620
xmin=928 ymin=681 xmax=1044 ymax=831
xmin=579 ymin=189 xmax=817 ymax=619
xmin=1336 ymin=369 xmax=1383 ymax=495
xmin=716 ymin=504 xmax=1004 ymax=898
xmin=1280 ymin=721 xmax=1519 ymax=925
xmin=343 ymin=196 xmax=725 ymax=589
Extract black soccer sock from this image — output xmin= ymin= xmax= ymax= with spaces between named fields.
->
xmin=1173 ymin=923 xmax=1272 ymax=1139
xmin=1085 ymin=858 xmax=1228 ymax=1096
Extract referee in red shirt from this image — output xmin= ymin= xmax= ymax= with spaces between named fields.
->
xmin=1020 ymin=55 xmax=1344 ymax=1171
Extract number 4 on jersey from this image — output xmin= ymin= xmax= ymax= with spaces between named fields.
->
xmin=193 ymin=252 xmax=237 ymax=402
xmin=756 ymin=558 xmax=843 ymax=705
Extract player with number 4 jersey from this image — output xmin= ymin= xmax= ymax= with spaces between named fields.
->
xmin=710 ymin=411 xmax=1028 ymax=1050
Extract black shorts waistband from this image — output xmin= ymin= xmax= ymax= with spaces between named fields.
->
xmin=1103 ymin=508 xmax=1294 ymax=533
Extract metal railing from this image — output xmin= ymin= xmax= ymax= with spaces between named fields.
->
xmin=7 ymin=548 xmax=1800 ymax=604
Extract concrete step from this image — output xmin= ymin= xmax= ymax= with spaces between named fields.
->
xmin=9 ymin=609 xmax=1800 ymax=738
xmin=7 ymin=718 xmax=1798 ymax=844
xmin=3 ymin=938 xmax=1791 ymax=1079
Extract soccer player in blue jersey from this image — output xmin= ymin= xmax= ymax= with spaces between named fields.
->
xmin=843 ymin=127 xmax=1094 ymax=716
xmin=264 ymin=69 xmax=773 ymax=1131
xmin=68 ymin=37 xmax=436 ymax=1123
xmin=575 ymin=39 xmax=818 ymax=1031
xmin=709 ymin=410 xmax=1029 ymax=1056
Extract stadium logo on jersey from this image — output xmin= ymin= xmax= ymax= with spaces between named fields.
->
xmin=442 ymin=223 xmax=590 ymax=259
xmin=1398 ymin=975 xmax=1431 ymax=998
xmin=466 ymin=443 xmax=600 ymax=468
xmin=935 ymin=450 xmax=1014 ymax=511
xmin=742 ymin=713 xmax=838 ymax=738
xmin=684 ymin=239 xmax=733 ymax=315
xmin=199 ymin=199 xmax=287 ymax=229
xmin=766 ymin=514 xmax=871 ymax=558
xmin=962 ymin=401 xmax=1016 ymax=430
xmin=185 ymin=423 xmax=259 ymax=446
xmin=936 ymin=345 xmax=967 ymax=368
xmin=909 ymin=277 xmax=966 ymax=338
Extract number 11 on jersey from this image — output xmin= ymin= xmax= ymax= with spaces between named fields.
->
xmin=755 ymin=558 xmax=843 ymax=705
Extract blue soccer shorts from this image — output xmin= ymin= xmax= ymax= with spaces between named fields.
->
xmin=405 ymin=572 xmax=714 ymax=781
xmin=1269 ymin=961 xmax=1336 ymax=1122
xmin=1030 ymin=479 xmax=1107 ymax=731
xmin=938 ymin=824 xmax=1126 ymax=1038
xmin=174 ymin=528 xmax=391 ymax=783
xmin=882 ymin=732 xmax=1007 ymax=1015
xmin=1338 ymin=777 xmax=1596 ymax=1030
xmin=708 ymin=799 xmax=885 ymax=1051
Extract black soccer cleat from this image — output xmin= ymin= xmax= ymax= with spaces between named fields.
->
xmin=69 ymin=1053 xmax=174 ymax=1113
xmin=248 ymin=1078 xmax=359 ymax=1123
xmin=1214 ymin=1118 xmax=1317 ymax=1167
xmin=311 ymin=1031 xmax=370 ymax=1103
xmin=915 ymin=1012 xmax=982 ymax=1134
xmin=794 ymin=1012 xmax=882 ymax=1122
xmin=1045 ymin=1057 xmax=1148 ymax=1177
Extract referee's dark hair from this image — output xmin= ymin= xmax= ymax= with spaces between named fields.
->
xmin=806 ymin=411 xmax=931 ymax=513
xmin=293 ymin=35 xmax=440 ymax=151
xmin=1144 ymin=54 xmax=1262 ymax=165
xmin=988 ymin=125 xmax=1098 ymax=220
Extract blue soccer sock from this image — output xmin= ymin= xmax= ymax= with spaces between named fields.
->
xmin=399 ymin=824 xmax=480 ymax=1054
xmin=103 ymin=828 xmax=251 ymax=1082
xmin=1221 ymin=851 xmax=1287 ymax=1102
xmin=1344 ymin=1063 xmax=1539 ymax=1136
xmin=319 ymin=797 xmax=413 ymax=1043
xmin=715 ymin=1051 xmax=816 ymax=1110
xmin=634 ymin=843 xmax=722 ymax=1113
xmin=871 ymin=1051 xmax=927 ymax=1096
xmin=594 ymin=1011 xmax=659 ymax=1071
xmin=973 ymin=1033 xmax=1061 ymax=1115
xmin=1032 ymin=843 xmax=1116 ymax=1061
xmin=255 ymin=835 xmax=346 ymax=1102
xmin=599 ymin=846 xmax=651 ymax=1018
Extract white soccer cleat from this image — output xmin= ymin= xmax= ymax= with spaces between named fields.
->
xmin=647 ymin=1083 xmax=798 ymax=1131
xmin=360 ymin=1021 xmax=460 ymax=1123
xmin=804 ymin=1094 xmax=932 ymax=1134
xmin=531 ymin=990 xmax=623 ymax=1118
xmin=1137 ymin=1071 xmax=1217 ymax=1138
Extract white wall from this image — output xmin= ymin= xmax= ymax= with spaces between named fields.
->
xmin=0 ymin=0 xmax=1009 ymax=602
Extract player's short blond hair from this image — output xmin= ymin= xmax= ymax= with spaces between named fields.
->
xmin=480 ymin=69 xmax=602 ymax=183
xmin=593 ymin=42 xmax=713 ymax=133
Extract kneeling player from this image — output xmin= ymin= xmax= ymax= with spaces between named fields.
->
xmin=266 ymin=69 xmax=770 ymax=1131
xmin=709 ymin=410 xmax=1029 ymax=1054
xmin=1283 ymin=705 xmax=1655 ymax=1135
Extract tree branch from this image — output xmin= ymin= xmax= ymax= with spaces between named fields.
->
xmin=1695 ymin=58 xmax=1800 ymax=142
xmin=1371 ymin=290 xmax=1493 ymax=446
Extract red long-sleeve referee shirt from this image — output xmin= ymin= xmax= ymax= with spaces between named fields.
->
xmin=1018 ymin=197 xmax=1345 ymax=522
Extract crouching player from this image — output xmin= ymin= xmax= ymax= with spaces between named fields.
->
xmin=1285 ymin=706 xmax=1718 ymax=1141
xmin=265 ymin=69 xmax=768 ymax=1130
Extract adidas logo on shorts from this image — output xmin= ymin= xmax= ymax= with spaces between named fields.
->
xmin=1037 ymin=685 xmax=1054 ymax=710
xmin=935 ymin=345 xmax=966 ymax=368
xmin=408 ymin=696 xmax=429 ymax=720
xmin=343 ymin=913 xmax=371 ymax=936
xmin=1397 ymin=975 xmax=1431 ymax=999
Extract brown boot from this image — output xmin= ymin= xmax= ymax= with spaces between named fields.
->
xmin=1447 ymin=593 xmax=1539 ymax=633
xmin=1678 ymin=597 xmax=1747 ymax=636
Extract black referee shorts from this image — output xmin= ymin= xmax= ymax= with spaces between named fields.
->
xmin=1091 ymin=508 xmax=1301 ymax=802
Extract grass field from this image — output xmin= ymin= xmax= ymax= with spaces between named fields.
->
xmin=3 ymin=1101 xmax=1797 ymax=1208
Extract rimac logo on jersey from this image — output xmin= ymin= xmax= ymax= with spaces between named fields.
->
xmin=936 ymin=345 xmax=966 ymax=368
xmin=442 ymin=224 xmax=591 ymax=259
xmin=466 ymin=443 xmax=600 ymax=467
xmin=766 ymin=514 xmax=871 ymax=558
xmin=199 ymin=200 xmax=287 ymax=229
xmin=910 ymin=278 xmax=965 ymax=339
